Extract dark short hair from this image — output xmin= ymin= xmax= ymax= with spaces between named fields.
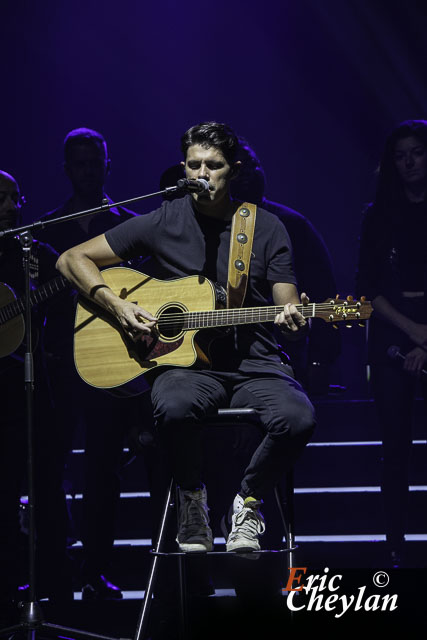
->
xmin=159 ymin=164 xmax=185 ymax=201
xmin=64 ymin=127 xmax=108 ymax=163
xmin=181 ymin=121 xmax=239 ymax=165
xmin=230 ymin=136 xmax=266 ymax=204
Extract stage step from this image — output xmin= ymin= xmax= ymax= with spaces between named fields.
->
xmin=61 ymin=485 xmax=427 ymax=538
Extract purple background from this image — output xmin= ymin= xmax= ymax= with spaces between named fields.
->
xmin=2 ymin=0 xmax=427 ymax=298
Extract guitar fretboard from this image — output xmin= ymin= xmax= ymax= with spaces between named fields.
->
xmin=182 ymin=304 xmax=312 ymax=330
xmin=157 ymin=302 xmax=344 ymax=331
xmin=0 ymin=276 xmax=68 ymax=326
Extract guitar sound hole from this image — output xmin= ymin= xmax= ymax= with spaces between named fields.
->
xmin=158 ymin=306 xmax=185 ymax=339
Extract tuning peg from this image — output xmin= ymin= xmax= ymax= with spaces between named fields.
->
xmin=345 ymin=323 xmax=352 ymax=329
xmin=358 ymin=321 xmax=366 ymax=328
xmin=333 ymin=324 xmax=339 ymax=330
xmin=335 ymin=294 xmax=340 ymax=300
xmin=360 ymin=296 xmax=366 ymax=302
xmin=346 ymin=295 xmax=353 ymax=301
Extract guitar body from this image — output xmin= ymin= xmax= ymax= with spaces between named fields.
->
xmin=0 ymin=283 xmax=25 ymax=358
xmin=74 ymin=267 xmax=217 ymax=394
xmin=73 ymin=266 xmax=373 ymax=396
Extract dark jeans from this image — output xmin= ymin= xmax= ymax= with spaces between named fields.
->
xmin=371 ymin=363 xmax=427 ymax=548
xmin=151 ymin=362 xmax=315 ymax=499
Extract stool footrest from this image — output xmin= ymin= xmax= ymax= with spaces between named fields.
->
xmin=151 ymin=547 xmax=298 ymax=557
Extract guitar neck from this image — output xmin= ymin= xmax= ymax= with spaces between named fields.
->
xmin=0 ymin=275 xmax=68 ymax=326
xmin=160 ymin=303 xmax=334 ymax=332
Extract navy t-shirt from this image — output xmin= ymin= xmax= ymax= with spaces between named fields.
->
xmin=105 ymin=195 xmax=297 ymax=370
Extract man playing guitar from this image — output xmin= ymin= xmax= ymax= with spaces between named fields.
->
xmin=57 ymin=122 xmax=316 ymax=556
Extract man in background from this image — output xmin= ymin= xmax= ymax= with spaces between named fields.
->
xmin=0 ymin=170 xmax=71 ymax=611
xmin=36 ymin=128 xmax=142 ymax=600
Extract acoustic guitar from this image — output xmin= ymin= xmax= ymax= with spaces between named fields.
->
xmin=0 ymin=275 xmax=68 ymax=358
xmin=73 ymin=266 xmax=372 ymax=395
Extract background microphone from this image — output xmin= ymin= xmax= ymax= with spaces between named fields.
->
xmin=387 ymin=344 xmax=427 ymax=375
xmin=176 ymin=178 xmax=210 ymax=193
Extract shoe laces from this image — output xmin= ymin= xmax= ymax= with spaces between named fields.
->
xmin=179 ymin=490 xmax=209 ymax=534
xmin=230 ymin=503 xmax=266 ymax=540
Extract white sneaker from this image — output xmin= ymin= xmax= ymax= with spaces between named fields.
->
xmin=226 ymin=495 xmax=266 ymax=552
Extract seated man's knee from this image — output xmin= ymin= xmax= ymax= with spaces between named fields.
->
xmin=290 ymin=404 xmax=316 ymax=441
xmin=153 ymin=396 xmax=193 ymax=429
xmin=152 ymin=371 xmax=197 ymax=428
xmin=270 ymin=403 xmax=315 ymax=443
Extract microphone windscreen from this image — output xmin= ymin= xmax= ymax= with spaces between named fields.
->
xmin=197 ymin=179 xmax=210 ymax=192
xmin=387 ymin=345 xmax=401 ymax=360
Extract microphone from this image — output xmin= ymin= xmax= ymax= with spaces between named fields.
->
xmin=387 ymin=345 xmax=427 ymax=375
xmin=176 ymin=178 xmax=210 ymax=193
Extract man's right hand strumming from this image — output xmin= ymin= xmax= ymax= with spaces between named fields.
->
xmin=111 ymin=298 xmax=157 ymax=340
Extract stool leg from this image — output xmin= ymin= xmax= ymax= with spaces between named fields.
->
xmin=175 ymin=486 xmax=189 ymax=639
xmin=134 ymin=478 xmax=174 ymax=640
xmin=285 ymin=470 xmax=295 ymax=570
xmin=274 ymin=470 xmax=295 ymax=571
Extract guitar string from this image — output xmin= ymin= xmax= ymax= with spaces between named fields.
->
xmin=153 ymin=303 xmax=369 ymax=329
xmin=1 ymin=299 xmax=369 ymax=327
xmin=0 ymin=277 xmax=68 ymax=323
xmin=150 ymin=303 xmax=366 ymax=320
xmin=154 ymin=304 xmax=368 ymax=319
xmin=155 ymin=317 xmax=368 ymax=329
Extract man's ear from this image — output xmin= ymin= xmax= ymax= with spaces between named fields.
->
xmin=16 ymin=194 xmax=25 ymax=225
xmin=230 ymin=160 xmax=241 ymax=179
xmin=180 ymin=160 xmax=186 ymax=175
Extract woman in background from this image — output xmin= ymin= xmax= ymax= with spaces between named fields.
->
xmin=357 ymin=119 xmax=427 ymax=567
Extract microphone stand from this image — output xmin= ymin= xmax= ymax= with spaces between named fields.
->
xmin=0 ymin=184 xmax=183 ymax=640
xmin=0 ymin=185 xmax=183 ymax=241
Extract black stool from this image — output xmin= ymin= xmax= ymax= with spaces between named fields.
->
xmin=134 ymin=408 xmax=296 ymax=640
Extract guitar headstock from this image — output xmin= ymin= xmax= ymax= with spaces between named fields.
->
xmin=316 ymin=296 xmax=373 ymax=324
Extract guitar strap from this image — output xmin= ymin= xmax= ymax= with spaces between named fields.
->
xmin=227 ymin=202 xmax=257 ymax=309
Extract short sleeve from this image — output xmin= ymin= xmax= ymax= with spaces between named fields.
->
xmin=265 ymin=217 xmax=297 ymax=286
xmin=105 ymin=206 xmax=164 ymax=260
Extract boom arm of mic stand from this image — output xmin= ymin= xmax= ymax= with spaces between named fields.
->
xmin=0 ymin=186 xmax=182 ymax=239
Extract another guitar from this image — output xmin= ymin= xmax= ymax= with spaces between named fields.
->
xmin=73 ymin=267 xmax=372 ymax=395
xmin=0 ymin=275 xmax=69 ymax=358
